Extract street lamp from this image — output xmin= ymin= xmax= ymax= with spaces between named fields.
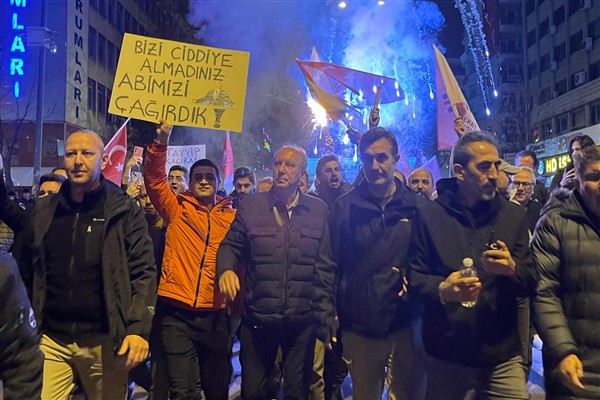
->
xmin=26 ymin=0 xmax=58 ymax=188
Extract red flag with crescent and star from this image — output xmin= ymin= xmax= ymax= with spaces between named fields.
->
xmin=103 ymin=118 xmax=130 ymax=185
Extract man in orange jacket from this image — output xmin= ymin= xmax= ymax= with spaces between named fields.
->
xmin=144 ymin=120 xmax=236 ymax=400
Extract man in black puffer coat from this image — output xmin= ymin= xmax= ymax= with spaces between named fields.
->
xmin=217 ymin=145 xmax=332 ymax=400
xmin=532 ymin=145 xmax=600 ymax=400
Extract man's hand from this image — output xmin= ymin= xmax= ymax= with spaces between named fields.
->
xmin=555 ymin=354 xmax=585 ymax=391
xmin=126 ymin=179 xmax=142 ymax=198
xmin=453 ymin=117 xmax=467 ymax=136
xmin=155 ymin=120 xmax=173 ymax=145
xmin=117 ymin=335 xmax=149 ymax=369
xmin=219 ymin=270 xmax=240 ymax=303
xmin=560 ymin=168 xmax=576 ymax=188
xmin=392 ymin=266 xmax=409 ymax=298
xmin=369 ymin=107 xmax=380 ymax=129
xmin=481 ymin=240 xmax=516 ymax=277
xmin=439 ymin=271 xmax=481 ymax=304
xmin=346 ymin=126 xmax=362 ymax=147
xmin=316 ymin=316 xmax=339 ymax=350
xmin=126 ymin=155 xmax=142 ymax=170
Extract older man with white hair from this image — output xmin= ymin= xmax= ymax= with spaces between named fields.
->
xmin=511 ymin=166 xmax=543 ymax=233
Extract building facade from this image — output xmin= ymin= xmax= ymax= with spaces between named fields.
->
xmin=1 ymin=0 xmax=196 ymax=185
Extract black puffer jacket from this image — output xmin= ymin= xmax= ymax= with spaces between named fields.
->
xmin=217 ymin=190 xmax=329 ymax=326
xmin=409 ymin=178 xmax=534 ymax=367
xmin=0 ymin=252 xmax=43 ymax=400
xmin=532 ymin=189 xmax=600 ymax=399
xmin=316 ymin=178 xmax=422 ymax=337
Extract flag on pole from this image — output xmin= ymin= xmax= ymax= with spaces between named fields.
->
xmin=103 ymin=118 xmax=130 ymax=186
xmin=434 ymin=45 xmax=479 ymax=150
xmin=221 ymin=131 xmax=234 ymax=194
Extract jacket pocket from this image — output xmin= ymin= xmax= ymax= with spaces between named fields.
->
xmin=298 ymin=227 xmax=322 ymax=258
xmin=249 ymin=227 xmax=278 ymax=257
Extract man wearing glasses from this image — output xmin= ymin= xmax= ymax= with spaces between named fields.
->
xmin=511 ymin=167 xmax=543 ymax=234
xmin=167 ymin=165 xmax=188 ymax=194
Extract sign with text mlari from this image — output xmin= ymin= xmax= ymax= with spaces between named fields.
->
xmin=109 ymin=34 xmax=250 ymax=132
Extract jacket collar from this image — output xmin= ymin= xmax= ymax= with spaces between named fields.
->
xmin=355 ymin=177 xmax=417 ymax=210
xmin=267 ymin=188 xmax=311 ymax=212
xmin=435 ymin=177 xmax=502 ymax=228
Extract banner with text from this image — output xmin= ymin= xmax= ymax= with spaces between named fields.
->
xmin=166 ymin=145 xmax=207 ymax=175
xmin=109 ymin=34 xmax=250 ymax=132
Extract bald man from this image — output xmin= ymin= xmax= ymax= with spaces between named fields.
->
xmin=30 ymin=130 xmax=157 ymax=399
xmin=408 ymin=168 xmax=434 ymax=199
xmin=218 ymin=145 xmax=332 ymax=400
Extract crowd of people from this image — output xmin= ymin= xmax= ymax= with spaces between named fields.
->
xmin=0 ymin=120 xmax=599 ymax=400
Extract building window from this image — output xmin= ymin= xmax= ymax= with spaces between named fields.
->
xmin=541 ymin=120 xmax=553 ymax=137
xmin=540 ymin=87 xmax=551 ymax=104
xmin=97 ymin=84 xmax=106 ymax=115
xmin=88 ymin=78 xmax=97 ymax=111
xmin=554 ymin=42 xmax=566 ymax=62
xmin=124 ymin=10 xmax=131 ymax=33
xmin=500 ymin=34 xmax=522 ymax=53
xmin=88 ymin=26 xmax=97 ymax=61
xmin=499 ymin=4 xmax=522 ymax=25
xmin=106 ymin=88 xmax=114 ymax=122
xmin=527 ymin=29 xmax=536 ymax=48
xmin=501 ymin=61 xmax=522 ymax=82
xmin=557 ymin=114 xmax=568 ymax=133
xmin=117 ymin=2 xmax=123 ymax=32
xmin=589 ymin=18 xmax=600 ymax=39
xmin=539 ymin=53 xmax=551 ymax=72
xmin=591 ymin=61 xmax=600 ymax=80
xmin=539 ymin=18 xmax=549 ymax=37
xmin=570 ymin=31 xmax=583 ymax=54
xmin=107 ymin=0 xmax=115 ymax=25
xmin=131 ymin=18 xmax=138 ymax=35
xmin=555 ymin=79 xmax=567 ymax=96
xmin=90 ymin=0 xmax=98 ymax=10
xmin=591 ymin=102 xmax=600 ymax=125
xmin=107 ymin=41 xmax=115 ymax=71
xmin=98 ymin=34 xmax=106 ymax=67
xmin=568 ymin=0 xmax=581 ymax=16
xmin=98 ymin=0 xmax=106 ymax=18
xmin=553 ymin=5 xmax=565 ymax=25
xmin=571 ymin=108 xmax=586 ymax=129
xmin=528 ymin=61 xmax=538 ymax=79
xmin=526 ymin=0 xmax=535 ymax=15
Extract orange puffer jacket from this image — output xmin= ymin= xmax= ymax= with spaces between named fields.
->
xmin=144 ymin=142 xmax=235 ymax=310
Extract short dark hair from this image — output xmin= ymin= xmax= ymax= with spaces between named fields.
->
xmin=169 ymin=165 xmax=188 ymax=176
xmin=189 ymin=159 xmax=220 ymax=181
xmin=39 ymin=173 xmax=67 ymax=186
xmin=574 ymin=145 xmax=600 ymax=178
xmin=233 ymin=166 xmax=255 ymax=184
xmin=516 ymin=150 xmax=539 ymax=167
xmin=453 ymin=131 xmax=497 ymax=167
xmin=359 ymin=127 xmax=398 ymax=158
xmin=51 ymin=166 xmax=66 ymax=173
xmin=23 ymin=188 xmax=31 ymax=194
xmin=316 ymin=154 xmax=341 ymax=178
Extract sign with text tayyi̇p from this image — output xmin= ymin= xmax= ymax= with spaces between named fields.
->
xmin=109 ymin=34 xmax=249 ymax=132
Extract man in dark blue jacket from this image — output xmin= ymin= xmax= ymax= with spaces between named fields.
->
xmin=217 ymin=145 xmax=332 ymax=400
xmin=315 ymin=127 xmax=426 ymax=399
xmin=409 ymin=131 xmax=534 ymax=399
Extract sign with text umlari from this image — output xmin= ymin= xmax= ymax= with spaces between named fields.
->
xmin=109 ymin=34 xmax=250 ymax=132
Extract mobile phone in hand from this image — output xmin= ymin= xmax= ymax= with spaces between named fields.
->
xmin=133 ymin=146 xmax=144 ymax=158
xmin=131 ymin=171 xmax=143 ymax=183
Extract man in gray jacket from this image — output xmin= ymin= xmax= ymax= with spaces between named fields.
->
xmin=532 ymin=144 xmax=600 ymax=399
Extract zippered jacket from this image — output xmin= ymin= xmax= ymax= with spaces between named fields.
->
xmin=532 ymin=189 xmax=600 ymax=398
xmin=144 ymin=142 xmax=235 ymax=310
xmin=217 ymin=190 xmax=329 ymax=326
xmin=30 ymin=178 xmax=157 ymax=350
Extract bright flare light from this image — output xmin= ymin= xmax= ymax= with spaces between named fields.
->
xmin=486 ymin=108 xmax=491 ymax=116
xmin=378 ymin=0 xmax=385 ymax=5
xmin=307 ymin=97 xmax=328 ymax=127
xmin=493 ymin=89 xmax=498 ymax=97
xmin=338 ymin=1 xmax=347 ymax=8
xmin=342 ymin=134 xmax=350 ymax=145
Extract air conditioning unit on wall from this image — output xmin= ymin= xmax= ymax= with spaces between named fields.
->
xmin=549 ymin=61 xmax=558 ymax=71
xmin=575 ymin=71 xmax=587 ymax=86
xmin=581 ymin=0 xmax=591 ymax=11
xmin=582 ymin=37 xmax=593 ymax=51
xmin=549 ymin=25 xmax=557 ymax=35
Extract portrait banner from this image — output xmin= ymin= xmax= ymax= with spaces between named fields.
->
xmin=109 ymin=34 xmax=250 ymax=132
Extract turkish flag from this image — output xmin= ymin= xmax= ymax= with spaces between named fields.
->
xmin=103 ymin=118 xmax=129 ymax=185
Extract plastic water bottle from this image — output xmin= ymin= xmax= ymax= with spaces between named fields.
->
xmin=460 ymin=258 xmax=477 ymax=308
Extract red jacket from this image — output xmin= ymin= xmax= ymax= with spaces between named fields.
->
xmin=144 ymin=142 xmax=235 ymax=310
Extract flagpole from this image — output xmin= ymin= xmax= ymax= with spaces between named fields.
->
xmin=105 ymin=117 xmax=131 ymax=149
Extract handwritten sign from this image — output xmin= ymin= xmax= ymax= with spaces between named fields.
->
xmin=166 ymin=145 xmax=206 ymax=174
xmin=109 ymin=34 xmax=249 ymax=132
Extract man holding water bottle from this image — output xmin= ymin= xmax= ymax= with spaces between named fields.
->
xmin=409 ymin=131 xmax=535 ymax=399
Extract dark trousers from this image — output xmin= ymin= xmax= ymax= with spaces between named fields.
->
xmin=159 ymin=303 xmax=232 ymax=400
xmin=240 ymin=319 xmax=315 ymax=400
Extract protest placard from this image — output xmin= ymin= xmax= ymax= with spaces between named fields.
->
xmin=166 ymin=145 xmax=207 ymax=174
xmin=109 ymin=34 xmax=250 ymax=132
